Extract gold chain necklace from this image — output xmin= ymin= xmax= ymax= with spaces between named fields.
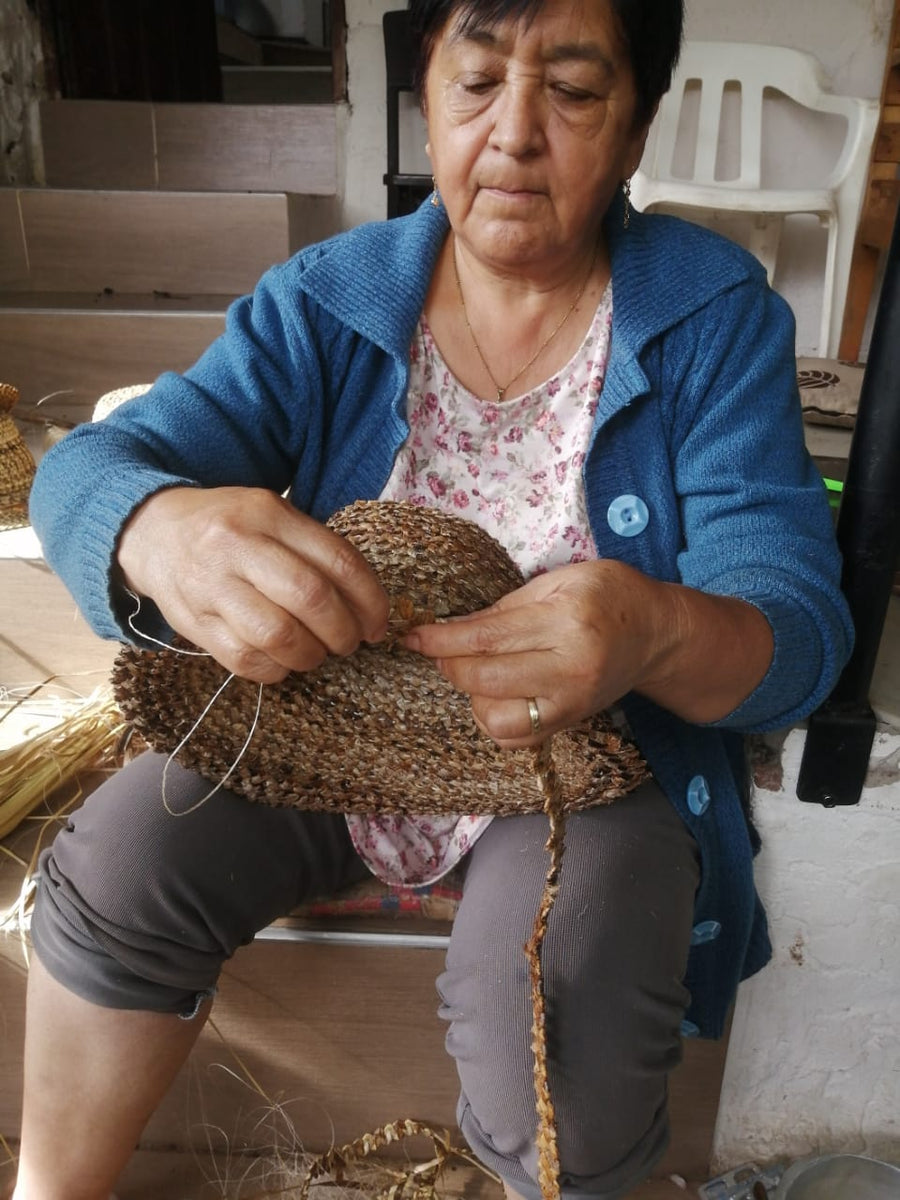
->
xmin=452 ymin=239 xmax=597 ymax=402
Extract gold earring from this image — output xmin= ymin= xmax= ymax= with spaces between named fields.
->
xmin=622 ymin=178 xmax=632 ymax=229
xmin=431 ymin=177 xmax=441 ymax=208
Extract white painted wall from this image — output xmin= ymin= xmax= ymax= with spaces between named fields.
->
xmin=340 ymin=0 xmax=431 ymax=231
xmin=0 ymin=0 xmax=47 ymax=186
xmin=338 ymin=0 xmax=891 ymax=356
xmin=713 ymin=722 xmax=900 ymax=1173
xmin=341 ymin=0 xmax=402 ymax=231
xmin=712 ymin=599 xmax=900 ymax=1172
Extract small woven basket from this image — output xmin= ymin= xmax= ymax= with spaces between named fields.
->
xmin=0 ymin=383 xmax=36 ymax=531
xmin=111 ymin=500 xmax=649 ymax=815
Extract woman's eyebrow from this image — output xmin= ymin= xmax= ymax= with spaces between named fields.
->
xmin=545 ymin=43 xmax=615 ymax=73
xmin=449 ymin=26 xmax=503 ymax=49
xmin=449 ymin=27 xmax=615 ymax=73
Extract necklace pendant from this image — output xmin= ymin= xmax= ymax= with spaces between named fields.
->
xmin=496 ymin=387 xmax=506 ymax=402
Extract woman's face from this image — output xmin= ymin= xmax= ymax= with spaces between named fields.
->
xmin=423 ymin=0 xmax=651 ymax=273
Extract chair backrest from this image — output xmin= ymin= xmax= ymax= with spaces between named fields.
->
xmin=640 ymin=41 xmax=873 ymax=192
xmin=632 ymin=41 xmax=879 ymax=357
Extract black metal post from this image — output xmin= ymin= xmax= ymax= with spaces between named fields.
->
xmin=797 ymin=205 xmax=900 ymax=806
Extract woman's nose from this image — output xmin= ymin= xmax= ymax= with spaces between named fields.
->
xmin=489 ymin=80 xmax=546 ymax=157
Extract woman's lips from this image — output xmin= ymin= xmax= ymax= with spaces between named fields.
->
xmin=482 ymin=185 xmax=544 ymax=200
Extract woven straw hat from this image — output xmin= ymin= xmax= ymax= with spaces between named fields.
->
xmin=0 ymin=383 xmax=36 ymax=531
xmin=112 ymin=501 xmax=648 ymax=815
xmin=92 ymin=383 xmax=153 ymax=423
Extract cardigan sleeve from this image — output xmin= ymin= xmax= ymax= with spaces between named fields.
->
xmin=29 ymin=260 xmax=329 ymax=644
xmin=663 ymin=277 xmax=854 ymax=732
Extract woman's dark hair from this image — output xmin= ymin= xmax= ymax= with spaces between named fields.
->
xmin=408 ymin=0 xmax=683 ymax=127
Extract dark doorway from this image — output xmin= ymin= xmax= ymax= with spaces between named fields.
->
xmin=38 ymin=0 xmax=344 ymax=105
xmin=44 ymin=0 xmax=223 ymax=103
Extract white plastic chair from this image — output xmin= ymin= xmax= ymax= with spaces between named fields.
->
xmin=630 ymin=42 xmax=879 ymax=358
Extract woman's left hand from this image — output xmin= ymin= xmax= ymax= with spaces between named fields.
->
xmin=401 ymin=560 xmax=671 ymax=748
xmin=401 ymin=558 xmax=774 ymax=748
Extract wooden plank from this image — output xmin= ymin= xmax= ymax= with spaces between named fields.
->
xmin=0 ymin=556 xmax=118 ymax=694
xmin=839 ymin=243 xmax=881 ymax=362
xmin=19 ymin=189 xmax=290 ymax=295
xmin=148 ymin=938 xmax=462 ymax=1153
xmin=860 ymin=177 xmax=900 ymax=249
xmin=38 ymin=99 xmax=338 ymax=195
xmin=287 ymin=193 xmax=342 ymax=253
xmin=0 ymin=190 xmax=29 ymax=288
xmin=331 ymin=0 xmax=348 ymax=102
xmin=0 ymin=290 xmax=233 ymax=313
xmin=39 ymin=100 xmax=156 ymax=190
xmin=876 ymin=120 xmax=900 ymax=162
xmin=154 ymin=103 xmax=337 ymax=194
xmin=662 ymin=1033 xmax=730 ymax=1182
xmin=220 ymin=66 xmax=334 ymax=105
xmin=0 ymin=308 xmax=226 ymax=419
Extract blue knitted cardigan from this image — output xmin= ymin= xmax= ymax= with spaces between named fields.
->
xmin=31 ymin=196 xmax=853 ymax=1038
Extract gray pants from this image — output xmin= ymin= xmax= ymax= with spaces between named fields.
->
xmin=31 ymin=752 xmax=699 ymax=1200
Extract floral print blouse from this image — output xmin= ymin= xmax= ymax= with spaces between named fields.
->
xmin=345 ymin=283 xmax=613 ymax=885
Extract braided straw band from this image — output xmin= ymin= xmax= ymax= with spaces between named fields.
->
xmin=111 ymin=500 xmax=650 ymax=1200
xmin=0 ymin=383 xmax=36 ymax=531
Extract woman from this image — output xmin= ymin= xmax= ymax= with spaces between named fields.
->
xmin=15 ymin=0 xmax=852 ymax=1197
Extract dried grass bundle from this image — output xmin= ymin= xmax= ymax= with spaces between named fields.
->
xmin=0 ymin=689 xmax=125 ymax=842
xmin=186 ymin=1019 xmax=501 ymax=1200
xmin=292 ymin=1119 xmax=497 ymax=1200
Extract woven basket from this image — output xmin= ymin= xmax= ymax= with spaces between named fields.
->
xmin=111 ymin=500 xmax=649 ymax=815
xmin=0 ymin=383 xmax=36 ymax=532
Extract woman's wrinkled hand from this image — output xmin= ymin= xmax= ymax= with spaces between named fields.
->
xmin=116 ymin=486 xmax=390 ymax=683
xmin=401 ymin=559 xmax=674 ymax=749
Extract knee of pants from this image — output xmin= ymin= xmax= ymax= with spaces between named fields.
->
xmin=30 ymin=751 xmax=364 ymax=1013
xmin=437 ymin=796 xmax=699 ymax=1188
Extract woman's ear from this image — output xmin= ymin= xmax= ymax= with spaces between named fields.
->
xmin=625 ymin=115 xmax=654 ymax=180
xmin=632 ymin=96 xmax=660 ymax=164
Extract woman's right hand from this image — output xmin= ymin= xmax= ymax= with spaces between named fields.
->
xmin=116 ymin=486 xmax=390 ymax=683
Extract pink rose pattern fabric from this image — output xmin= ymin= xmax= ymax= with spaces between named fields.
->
xmin=346 ymin=285 xmax=613 ymax=885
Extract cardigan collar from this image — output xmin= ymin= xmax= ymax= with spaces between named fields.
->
xmin=293 ymin=201 xmax=448 ymax=360
xmin=292 ymin=192 xmax=759 ymax=380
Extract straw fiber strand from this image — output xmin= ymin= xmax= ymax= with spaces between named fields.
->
xmin=0 ymin=383 xmax=36 ymax=531
xmin=111 ymin=501 xmax=648 ymax=815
